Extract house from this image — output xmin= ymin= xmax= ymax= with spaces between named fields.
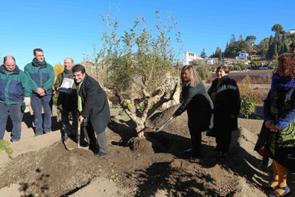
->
xmin=236 ymin=51 xmax=249 ymax=60
xmin=183 ymin=51 xmax=203 ymax=65
xmin=205 ymin=59 xmax=216 ymax=65
xmin=289 ymin=29 xmax=295 ymax=34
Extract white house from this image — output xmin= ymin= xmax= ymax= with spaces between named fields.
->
xmin=183 ymin=51 xmax=203 ymax=65
xmin=236 ymin=51 xmax=249 ymax=60
xmin=289 ymin=29 xmax=295 ymax=34
xmin=205 ymin=59 xmax=216 ymax=65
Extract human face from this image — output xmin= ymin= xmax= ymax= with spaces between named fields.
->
xmin=217 ymin=68 xmax=227 ymax=79
xmin=73 ymin=71 xmax=85 ymax=83
xmin=64 ymin=58 xmax=74 ymax=71
xmin=4 ymin=57 xmax=16 ymax=71
xmin=181 ymin=69 xmax=190 ymax=82
xmin=34 ymin=51 xmax=44 ymax=62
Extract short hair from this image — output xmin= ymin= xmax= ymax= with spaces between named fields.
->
xmin=65 ymin=58 xmax=74 ymax=64
xmin=180 ymin=65 xmax=201 ymax=87
xmin=3 ymin=56 xmax=16 ymax=64
xmin=72 ymin=64 xmax=85 ymax=74
xmin=276 ymin=53 xmax=295 ymax=79
xmin=216 ymin=66 xmax=229 ymax=75
xmin=33 ymin=48 xmax=43 ymax=55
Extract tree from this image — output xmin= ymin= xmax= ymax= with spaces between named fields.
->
xmin=53 ymin=63 xmax=64 ymax=79
xmin=200 ymin=48 xmax=207 ymax=58
xmin=98 ymin=11 xmax=181 ymax=138
xmin=230 ymin=34 xmax=236 ymax=43
xmin=224 ymin=40 xmax=249 ymax=58
xmin=245 ymin=35 xmax=256 ymax=43
xmin=239 ymin=34 xmax=243 ymax=41
xmin=197 ymin=62 xmax=211 ymax=80
xmin=271 ymin=24 xmax=283 ymax=34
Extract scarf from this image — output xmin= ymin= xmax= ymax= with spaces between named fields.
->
xmin=271 ymin=74 xmax=295 ymax=91
xmin=32 ymin=58 xmax=47 ymax=67
xmin=64 ymin=69 xmax=72 ymax=78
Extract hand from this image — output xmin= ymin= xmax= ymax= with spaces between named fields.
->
xmin=172 ymin=114 xmax=176 ymax=119
xmin=78 ymin=115 xmax=84 ymax=123
xmin=269 ymin=124 xmax=279 ymax=132
xmin=66 ymin=89 xmax=72 ymax=94
xmin=36 ymin=87 xmax=45 ymax=96
xmin=265 ymin=120 xmax=273 ymax=128
xmin=56 ymin=87 xmax=60 ymax=91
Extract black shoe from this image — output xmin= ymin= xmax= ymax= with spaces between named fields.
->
xmin=220 ymin=152 xmax=227 ymax=157
xmin=95 ymin=152 xmax=107 ymax=158
xmin=184 ymin=148 xmax=193 ymax=153
xmin=263 ymin=179 xmax=278 ymax=190
xmin=10 ymin=139 xmax=20 ymax=143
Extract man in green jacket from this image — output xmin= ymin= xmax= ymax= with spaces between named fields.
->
xmin=54 ymin=58 xmax=77 ymax=142
xmin=0 ymin=56 xmax=30 ymax=142
xmin=24 ymin=48 xmax=54 ymax=136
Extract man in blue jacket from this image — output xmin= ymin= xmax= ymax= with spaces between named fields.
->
xmin=24 ymin=49 xmax=54 ymax=136
xmin=0 ymin=56 xmax=30 ymax=142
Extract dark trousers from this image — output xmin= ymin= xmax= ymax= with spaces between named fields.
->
xmin=0 ymin=103 xmax=23 ymax=141
xmin=83 ymin=118 xmax=107 ymax=154
xmin=216 ymin=129 xmax=232 ymax=153
xmin=61 ymin=109 xmax=78 ymax=136
xmin=188 ymin=122 xmax=201 ymax=157
xmin=31 ymin=95 xmax=52 ymax=134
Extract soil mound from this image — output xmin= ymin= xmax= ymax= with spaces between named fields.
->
xmin=0 ymin=142 xmax=105 ymax=196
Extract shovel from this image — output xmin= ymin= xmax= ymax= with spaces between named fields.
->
xmin=154 ymin=117 xmax=174 ymax=132
xmin=77 ymin=120 xmax=89 ymax=150
xmin=137 ymin=117 xmax=174 ymax=134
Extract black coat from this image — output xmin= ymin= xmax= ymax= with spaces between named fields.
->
xmin=208 ymin=76 xmax=240 ymax=132
xmin=78 ymin=74 xmax=110 ymax=134
xmin=175 ymin=82 xmax=214 ymax=132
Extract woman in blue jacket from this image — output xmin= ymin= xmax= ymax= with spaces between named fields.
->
xmin=263 ymin=53 xmax=295 ymax=197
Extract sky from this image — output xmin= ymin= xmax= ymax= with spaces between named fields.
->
xmin=0 ymin=0 xmax=294 ymax=70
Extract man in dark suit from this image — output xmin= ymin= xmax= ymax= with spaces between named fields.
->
xmin=72 ymin=64 xmax=110 ymax=157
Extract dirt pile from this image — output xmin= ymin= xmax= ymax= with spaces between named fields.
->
xmin=1 ymin=106 xmax=294 ymax=196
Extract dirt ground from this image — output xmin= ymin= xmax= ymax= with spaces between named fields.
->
xmin=0 ymin=105 xmax=295 ymax=197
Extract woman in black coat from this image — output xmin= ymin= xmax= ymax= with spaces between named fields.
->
xmin=208 ymin=66 xmax=240 ymax=157
xmin=172 ymin=65 xmax=213 ymax=158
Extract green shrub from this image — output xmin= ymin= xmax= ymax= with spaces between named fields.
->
xmin=240 ymin=95 xmax=255 ymax=118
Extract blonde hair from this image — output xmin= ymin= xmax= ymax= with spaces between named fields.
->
xmin=181 ymin=65 xmax=202 ymax=87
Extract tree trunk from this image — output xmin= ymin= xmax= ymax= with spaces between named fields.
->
xmin=136 ymin=122 xmax=145 ymax=139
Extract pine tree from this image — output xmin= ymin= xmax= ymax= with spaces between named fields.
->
xmin=230 ymin=34 xmax=236 ymax=43
xmin=200 ymin=48 xmax=207 ymax=58
xmin=239 ymin=35 xmax=243 ymax=41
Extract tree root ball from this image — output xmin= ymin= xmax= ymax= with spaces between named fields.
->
xmin=128 ymin=138 xmax=154 ymax=154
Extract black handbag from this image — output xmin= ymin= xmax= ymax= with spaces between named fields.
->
xmin=254 ymin=123 xmax=270 ymax=155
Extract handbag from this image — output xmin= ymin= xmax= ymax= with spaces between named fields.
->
xmin=254 ymin=123 xmax=271 ymax=157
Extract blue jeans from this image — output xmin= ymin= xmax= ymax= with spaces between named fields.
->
xmin=31 ymin=95 xmax=52 ymax=134
xmin=0 ymin=103 xmax=23 ymax=141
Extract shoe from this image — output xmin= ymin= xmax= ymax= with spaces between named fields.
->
xmin=34 ymin=133 xmax=43 ymax=137
xmin=184 ymin=148 xmax=193 ymax=153
xmin=263 ymin=179 xmax=278 ymax=190
xmin=269 ymin=185 xmax=290 ymax=197
xmin=95 ymin=152 xmax=107 ymax=158
xmin=220 ymin=152 xmax=227 ymax=157
xmin=10 ymin=139 xmax=20 ymax=143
